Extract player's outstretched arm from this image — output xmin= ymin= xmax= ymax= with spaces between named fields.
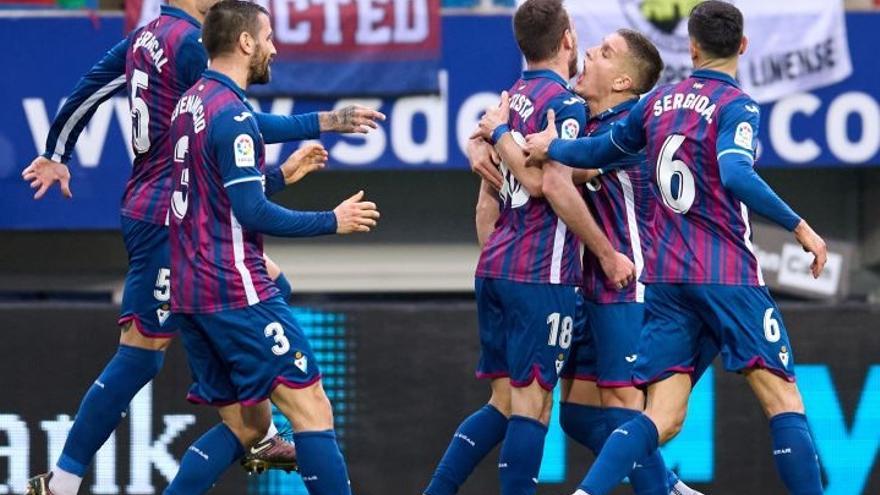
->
xmin=256 ymin=104 xmax=386 ymax=144
xmin=227 ymin=180 xmax=339 ymax=237
xmin=471 ymin=91 xmax=545 ymax=197
xmin=525 ymin=103 xmax=646 ymax=171
xmin=23 ymin=38 xmax=128 ymax=199
xmin=542 ymin=162 xmax=635 ymax=290
xmin=475 ymin=179 xmax=500 ymax=249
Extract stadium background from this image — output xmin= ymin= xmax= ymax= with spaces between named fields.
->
xmin=0 ymin=0 xmax=879 ymax=494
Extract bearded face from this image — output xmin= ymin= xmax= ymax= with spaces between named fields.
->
xmin=247 ymin=39 xmax=273 ymax=85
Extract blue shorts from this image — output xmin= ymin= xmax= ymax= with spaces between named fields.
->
xmin=634 ymin=283 xmax=794 ymax=387
xmin=179 ymin=296 xmax=321 ymax=406
xmin=118 ymin=216 xmax=177 ymax=338
xmin=562 ymin=301 xmax=643 ymax=388
xmin=475 ymin=277 xmax=579 ymax=391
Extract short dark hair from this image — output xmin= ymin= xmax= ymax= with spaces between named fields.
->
xmin=687 ymin=0 xmax=744 ymax=59
xmin=203 ymin=0 xmax=270 ymax=58
xmin=617 ymin=29 xmax=663 ymax=94
xmin=513 ymin=0 xmax=570 ymax=63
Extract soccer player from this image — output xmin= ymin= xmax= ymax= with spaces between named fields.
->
xmin=424 ymin=3 xmax=635 ymax=495
xmin=538 ymin=30 xmax=705 ymax=495
xmin=523 ymin=2 xmax=828 ymax=494
xmin=22 ymin=0 xmax=383 ymax=492
xmin=164 ymin=2 xmax=378 ymax=493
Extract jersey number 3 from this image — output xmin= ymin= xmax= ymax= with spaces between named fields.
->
xmin=656 ymin=134 xmax=696 ymax=214
xmin=170 ymin=136 xmax=190 ymax=220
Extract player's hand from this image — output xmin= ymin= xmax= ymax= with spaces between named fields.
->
xmin=334 ymin=190 xmax=380 ymax=234
xmin=793 ymin=220 xmax=827 ymax=278
xmin=600 ymin=251 xmax=636 ymax=291
xmin=524 ymin=109 xmax=558 ymax=169
xmin=22 ymin=156 xmax=72 ymax=199
xmin=467 ymin=137 xmax=503 ymax=190
xmin=321 ymin=105 xmax=387 ymax=134
xmin=281 ymin=143 xmax=329 ymax=185
xmin=471 ymin=91 xmax=512 ymax=142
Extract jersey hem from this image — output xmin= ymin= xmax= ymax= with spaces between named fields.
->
xmin=474 ymin=271 xmax=581 ymax=286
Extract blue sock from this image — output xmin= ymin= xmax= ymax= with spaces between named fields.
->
xmin=580 ymin=414 xmax=659 ymax=495
xmin=164 ymin=423 xmax=244 ymax=495
xmin=559 ymin=402 xmax=609 ymax=456
xmin=604 ymin=408 xmax=668 ymax=495
xmin=498 ymin=416 xmax=548 ymax=495
xmin=56 ymin=345 xmax=163 ymax=476
xmin=770 ymin=412 xmax=823 ymax=495
xmin=294 ymin=430 xmax=352 ymax=495
xmin=425 ymin=404 xmax=508 ymax=495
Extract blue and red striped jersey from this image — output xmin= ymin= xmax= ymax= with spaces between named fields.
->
xmin=578 ymin=99 xmax=653 ymax=303
xmin=169 ymin=71 xmax=279 ymax=313
xmin=476 ymin=70 xmax=586 ymax=286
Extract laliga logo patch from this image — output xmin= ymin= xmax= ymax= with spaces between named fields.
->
xmin=293 ymin=351 xmax=308 ymax=373
xmin=156 ymin=304 xmax=170 ymax=326
xmin=555 ymin=353 xmax=565 ymax=375
xmin=779 ymin=346 xmax=790 ymax=368
xmin=234 ymin=134 xmax=256 ymax=168
xmin=561 ymin=118 xmax=580 ymax=140
xmin=735 ymin=122 xmax=754 ymax=150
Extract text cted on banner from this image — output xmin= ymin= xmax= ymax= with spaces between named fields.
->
xmin=563 ymin=0 xmax=852 ymax=104
xmin=248 ymin=0 xmax=443 ymax=97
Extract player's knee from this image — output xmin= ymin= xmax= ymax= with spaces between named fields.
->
xmin=600 ymin=387 xmax=644 ymax=410
xmin=652 ymin=408 xmax=687 ymax=444
xmin=763 ymin=387 xmax=805 ymax=417
xmin=488 ymin=379 xmax=512 ymax=417
xmin=510 ymin=383 xmax=549 ymax=420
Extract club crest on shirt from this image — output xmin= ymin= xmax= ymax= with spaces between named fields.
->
xmin=234 ymin=134 xmax=256 ymax=167
xmin=293 ymin=351 xmax=308 ymax=373
xmin=561 ymin=118 xmax=580 ymax=140
xmin=734 ymin=122 xmax=754 ymax=150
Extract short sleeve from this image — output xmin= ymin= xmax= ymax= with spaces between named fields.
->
xmin=717 ymin=96 xmax=760 ymax=163
xmin=211 ymin=110 xmax=263 ymax=188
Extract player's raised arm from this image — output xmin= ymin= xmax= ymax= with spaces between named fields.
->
xmin=715 ymin=100 xmax=827 ymax=277
xmin=471 ymin=91 xmax=545 ymax=197
xmin=22 ymin=38 xmax=129 ymax=199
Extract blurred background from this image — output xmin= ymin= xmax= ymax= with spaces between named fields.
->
xmin=0 ymin=0 xmax=878 ymax=494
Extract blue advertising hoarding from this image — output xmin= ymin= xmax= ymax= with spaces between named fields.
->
xmin=1 ymin=13 xmax=879 ymax=229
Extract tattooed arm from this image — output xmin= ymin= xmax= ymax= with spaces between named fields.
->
xmin=318 ymin=105 xmax=387 ymax=134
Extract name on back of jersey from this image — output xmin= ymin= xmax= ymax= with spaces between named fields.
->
xmin=652 ymin=91 xmax=718 ymax=124
xmin=509 ymin=93 xmax=535 ymax=121
xmin=132 ymin=30 xmax=169 ymax=73
xmin=171 ymin=94 xmax=206 ymax=133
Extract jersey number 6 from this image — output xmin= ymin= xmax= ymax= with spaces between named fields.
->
xmin=656 ymin=134 xmax=696 ymax=214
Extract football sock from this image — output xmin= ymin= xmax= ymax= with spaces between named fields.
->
xmin=579 ymin=413 xmax=660 ymax=495
xmin=604 ymin=408 xmax=668 ymax=495
xmin=55 ymin=345 xmax=164 ymax=482
xmin=498 ymin=415 xmax=548 ymax=495
xmin=261 ymin=421 xmax=280 ymax=443
xmin=424 ymin=404 xmax=508 ymax=495
xmin=294 ymin=430 xmax=352 ymax=495
xmin=46 ymin=468 xmax=82 ymax=495
xmin=769 ymin=412 xmax=823 ymax=495
xmin=164 ymin=423 xmax=244 ymax=495
xmin=559 ymin=402 xmax=610 ymax=456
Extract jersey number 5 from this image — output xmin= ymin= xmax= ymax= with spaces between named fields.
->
xmin=656 ymin=134 xmax=696 ymax=214
xmin=130 ymin=69 xmax=151 ymax=154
